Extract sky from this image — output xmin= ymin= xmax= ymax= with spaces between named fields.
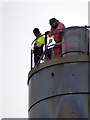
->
xmin=0 ymin=0 xmax=90 ymax=119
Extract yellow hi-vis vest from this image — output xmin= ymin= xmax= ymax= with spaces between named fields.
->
xmin=35 ymin=35 xmax=45 ymax=47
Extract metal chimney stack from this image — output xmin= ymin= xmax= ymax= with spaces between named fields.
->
xmin=28 ymin=26 xmax=90 ymax=118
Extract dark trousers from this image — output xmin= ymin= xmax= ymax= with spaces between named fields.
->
xmin=34 ymin=46 xmax=43 ymax=65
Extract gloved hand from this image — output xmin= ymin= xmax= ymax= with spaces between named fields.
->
xmin=45 ymin=31 xmax=50 ymax=34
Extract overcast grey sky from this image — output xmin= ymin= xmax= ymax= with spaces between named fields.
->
xmin=0 ymin=0 xmax=90 ymax=119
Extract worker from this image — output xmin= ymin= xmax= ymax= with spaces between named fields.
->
xmin=49 ymin=18 xmax=65 ymax=58
xmin=33 ymin=28 xmax=45 ymax=65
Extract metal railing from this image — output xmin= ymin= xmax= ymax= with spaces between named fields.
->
xmin=31 ymin=26 xmax=90 ymax=70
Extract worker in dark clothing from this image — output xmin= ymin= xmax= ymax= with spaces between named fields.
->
xmin=33 ymin=28 xmax=45 ymax=65
xmin=49 ymin=18 xmax=65 ymax=58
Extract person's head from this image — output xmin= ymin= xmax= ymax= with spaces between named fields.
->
xmin=33 ymin=28 xmax=41 ymax=37
xmin=49 ymin=18 xmax=58 ymax=29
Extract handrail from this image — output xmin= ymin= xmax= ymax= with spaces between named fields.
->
xmin=47 ymin=39 xmax=90 ymax=48
xmin=31 ymin=26 xmax=90 ymax=47
xmin=30 ymin=26 xmax=90 ymax=70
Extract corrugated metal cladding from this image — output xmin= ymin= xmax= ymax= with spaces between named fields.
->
xmin=28 ymin=61 xmax=90 ymax=118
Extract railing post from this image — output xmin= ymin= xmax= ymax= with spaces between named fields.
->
xmin=31 ymin=50 xmax=33 ymax=70
xmin=87 ymin=26 xmax=90 ymax=55
xmin=85 ymin=25 xmax=89 ymax=55
xmin=45 ymin=32 xmax=48 ymax=59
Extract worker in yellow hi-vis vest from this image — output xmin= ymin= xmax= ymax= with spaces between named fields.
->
xmin=33 ymin=28 xmax=45 ymax=65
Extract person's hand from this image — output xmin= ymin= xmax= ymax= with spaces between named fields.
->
xmin=48 ymin=33 xmax=52 ymax=37
xmin=45 ymin=31 xmax=50 ymax=35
